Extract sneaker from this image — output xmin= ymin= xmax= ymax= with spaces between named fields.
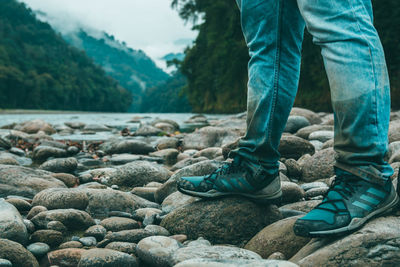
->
xmin=177 ymin=156 xmax=282 ymax=203
xmin=293 ymin=168 xmax=399 ymax=237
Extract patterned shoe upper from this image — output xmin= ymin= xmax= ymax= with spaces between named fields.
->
xmin=178 ymin=156 xmax=277 ymax=193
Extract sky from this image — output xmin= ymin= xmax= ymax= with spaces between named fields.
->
xmin=20 ymin=0 xmax=197 ymax=69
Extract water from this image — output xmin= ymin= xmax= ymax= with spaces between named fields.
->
xmin=0 ymin=112 xmax=229 ymax=141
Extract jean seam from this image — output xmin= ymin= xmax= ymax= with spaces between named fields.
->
xmin=266 ymin=0 xmax=283 ymax=145
xmin=346 ymin=0 xmax=379 ymax=148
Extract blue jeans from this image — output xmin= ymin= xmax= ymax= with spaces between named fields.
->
xmin=231 ymin=0 xmax=393 ymax=183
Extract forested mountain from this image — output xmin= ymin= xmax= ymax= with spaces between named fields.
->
xmin=172 ymin=0 xmax=400 ymax=113
xmin=61 ymin=30 xmax=170 ymax=112
xmin=140 ymin=71 xmax=191 ymax=113
xmin=0 ymin=0 xmax=132 ymax=111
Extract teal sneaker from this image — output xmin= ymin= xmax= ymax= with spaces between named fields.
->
xmin=177 ymin=156 xmax=282 ymax=203
xmin=293 ymin=168 xmax=399 ymax=237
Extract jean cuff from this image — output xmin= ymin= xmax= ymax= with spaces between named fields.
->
xmin=334 ymin=161 xmax=388 ymax=186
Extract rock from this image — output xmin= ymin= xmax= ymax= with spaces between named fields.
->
xmin=300 ymin=148 xmax=336 ymax=182
xmin=32 ymin=145 xmax=68 ymax=161
xmin=105 ymin=228 xmax=167 ymax=244
xmin=308 ymin=131 xmax=334 ymax=143
xmin=170 ymin=234 xmax=187 ymax=243
xmin=389 ymin=120 xmax=400 ymax=143
xmin=145 ymin=225 xmax=170 ymax=236
xmin=183 ymin=126 xmax=241 ymax=150
xmin=137 ymin=236 xmax=182 ymax=267
xmin=388 ymin=141 xmax=400 ymax=161
xmin=221 ymin=138 xmax=241 ymax=159
xmin=174 ymin=259 xmax=299 ymax=267
xmin=149 ymin=149 xmax=179 ymax=165
xmin=27 ymin=242 xmax=50 ymax=258
xmin=9 ymin=147 xmax=25 ymax=156
xmin=135 ymin=124 xmax=162 ymax=136
xmin=268 ymin=252 xmax=286 ymax=260
xmin=0 ymin=154 xmax=19 ymax=165
xmin=170 ymin=245 xmax=262 ymax=266
xmin=47 ymin=220 xmax=67 ymax=233
xmin=0 ymin=164 xmax=67 ymax=198
xmin=389 ymin=151 xmax=400 ymax=164
xmin=85 ymin=189 xmax=159 ymax=218
xmin=281 ymin=182 xmax=305 ymax=203
xmin=170 ymin=157 xmax=208 ymax=171
xmin=99 ymin=139 xmax=155 ymax=155
xmin=30 ymin=230 xmax=63 ymax=247
xmin=280 ymin=200 xmax=322 ymax=213
xmin=154 ymin=122 xmax=176 ymax=133
xmin=284 ymin=159 xmax=302 ymax=180
xmin=295 ymin=125 xmax=333 ymax=140
xmin=78 ymin=248 xmax=138 ymax=267
xmin=79 ymin=236 xmax=97 ymax=247
xmin=131 ymin=187 xmax=157 ymax=202
xmin=52 ymin=173 xmax=79 ymax=187
xmin=85 ymin=225 xmax=107 ymax=241
xmin=154 ymin=160 xmax=221 ymax=203
xmin=161 ymin=191 xmax=199 ymax=213
xmin=59 ymin=241 xmax=84 ymax=249
xmin=0 ymin=259 xmax=12 ymax=267
xmin=102 ymin=161 xmax=171 ymax=188
xmin=105 ymin=242 xmax=137 ymax=254
xmin=305 ymin=187 xmax=329 ymax=198
xmin=5 ymin=197 xmax=31 ymax=212
xmin=0 ymin=199 xmax=28 ymax=245
xmin=293 ymin=216 xmax=400 ymax=266
xmin=151 ymin=119 xmax=180 ymax=131
xmin=290 ymin=107 xmax=322 ymax=125
xmin=278 ymin=135 xmax=315 ymax=160
xmin=65 ymin=121 xmax=86 ymax=129
xmin=284 ymin=116 xmax=310 ymax=134
xmin=155 ymin=137 xmax=180 ymax=150
xmin=31 ymin=209 xmax=95 ymax=230
xmin=0 ymin=239 xmax=39 ymax=267
xmin=48 ymin=248 xmax=85 ymax=267
xmin=245 ymin=216 xmax=311 ymax=259
xmin=83 ymin=124 xmax=111 ymax=132
xmin=193 ymin=147 xmax=223 ymax=159
xmin=32 ymin=188 xmax=89 ymax=210
xmin=16 ymin=119 xmax=56 ymax=135
xmin=161 ymin=197 xmax=282 ymax=245
xmin=39 ymin=157 xmax=78 ymax=173
xmin=133 ymin=208 xmax=162 ymax=221
xmin=100 ymin=217 xmax=140 ymax=232
xmin=27 ymin=206 xmax=47 ymax=220
xmin=0 ymin=137 xmax=11 ymax=149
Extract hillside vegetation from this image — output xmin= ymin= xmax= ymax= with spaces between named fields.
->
xmin=0 ymin=0 xmax=132 ymax=111
xmin=172 ymin=0 xmax=400 ymax=113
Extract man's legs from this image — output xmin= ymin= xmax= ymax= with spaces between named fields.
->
xmin=294 ymin=0 xmax=398 ymax=236
xmin=230 ymin=0 xmax=306 ymax=177
xmin=177 ymin=0 xmax=306 ymax=201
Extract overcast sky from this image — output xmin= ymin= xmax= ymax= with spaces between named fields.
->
xmin=20 ymin=0 xmax=197 ymax=68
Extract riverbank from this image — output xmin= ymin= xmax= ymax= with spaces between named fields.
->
xmin=0 ymin=107 xmax=399 ymax=266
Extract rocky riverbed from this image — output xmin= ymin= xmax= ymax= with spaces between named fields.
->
xmin=0 ymin=108 xmax=400 ymax=267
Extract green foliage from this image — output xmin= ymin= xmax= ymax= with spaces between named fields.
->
xmin=173 ymin=0 xmax=400 ymax=112
xmin=63 ymin=31 xmax=169 ymax=112
xmin=0 ymin=0 xmax=132 ymax=111
xmin=140 ymin=71 xmax=192 ymax=113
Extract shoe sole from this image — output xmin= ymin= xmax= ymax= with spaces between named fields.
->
xmin=295 ymin=192 xmax=399 ymax=237
xmin=177 ymin=177 xmax=282 ymax=204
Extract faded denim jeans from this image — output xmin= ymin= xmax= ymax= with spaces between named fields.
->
xmin=231 ymin=0 xmax=393 ymax=183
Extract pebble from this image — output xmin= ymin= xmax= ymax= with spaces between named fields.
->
xmin=0 ymin=259 xmax=12 ymax=267
xmin=27 ymin=242 xmax=50 ymax=258
xmin=79 ymin=236 xmax=97 ymax=247
xmin=84 ymin=225 xmax=107 ymax=241
xmin=137 ymin=236 xmax=182 ymax=267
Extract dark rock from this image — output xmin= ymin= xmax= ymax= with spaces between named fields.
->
xmin=135 ymin=124 xmax=162 ymax=136
xmin=5 ymin=197 xmax=31 ymax=212
xmin=15 ymin=119 xmax=56 ymax=135
xmin=51 ymin=173 xmax=79 ymax=188
xmin=39 ymin=157 xmax=78 ymax=173
xmin=100 ymin=217 xmax=140 ymax=232
xmin=279 ymin=135 xmax=315 ymax=160
xmin=99 ymin=139 xmax=155 ymax=155
xmin=32 ymin=188 xmax=89 ymax=210
xmin=160 ymin=197 xmax=282 ymax=245
xmin=149 ymin=149 xmax=179 ymax=165
xmin=105 ymin=229 xmax=161 ymax=243
xmin=84 ymin=225 xmax=107 ymax=241
xmin=0 ymin=239 xmax=39 ymax=267
xmin=32 ymin=145 xmax=68 ymax=161
xmin=78 ymin=248 xmax=138 ymax=267
xmin=31 ymin=209 xmax=95 ymax=230
xmin=48 ymin=248 xmax=85 ymax=267
xmin=105 ymin=242 xmax=137 ymax=254
xmin=245 ymin=216 xmax=311 ymax=259
xmin=27 ymin=242 xmax=50 ymax=258
xmin=300 ymin=148 xmax=336 ymax=182
xmin=0 ymin=164 xmax=66 ymax=198
xmin=284 ymin=116 xmax=310 ymax=134
xmin=30 ymin=230 xmax=63 ymax=248
xmin=290 ymin=107 xmax=322 ymax=125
